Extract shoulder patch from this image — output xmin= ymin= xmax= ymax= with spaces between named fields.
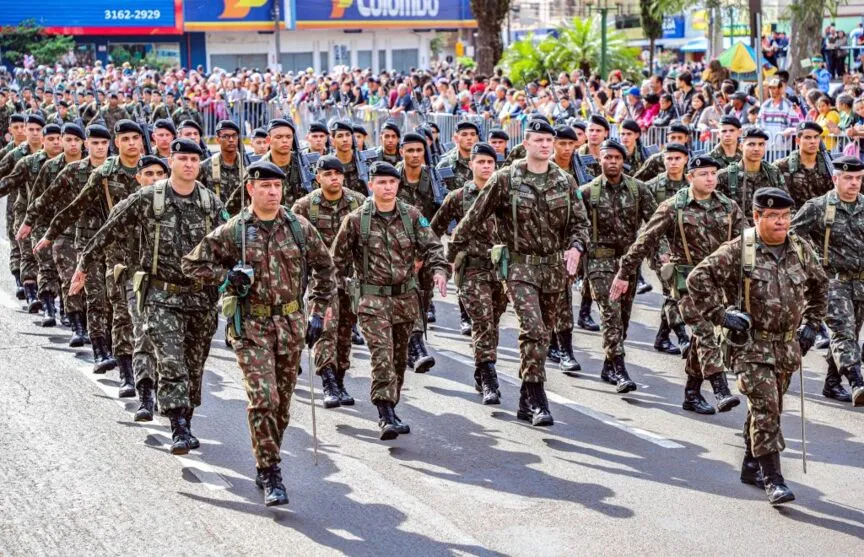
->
xmin=418 ymin=216 xmax=430 ymax=228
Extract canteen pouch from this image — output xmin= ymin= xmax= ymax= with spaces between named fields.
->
xmin=490 ymin=244 xmax=509 ymax=281
xmin=672 ymin=264 xmax=695 ymax=298
xmin=452 ymin=251 xmax=466 ymax=289
xmin=660 ymin=262 xmax=676 ymax=283
xmin=221 ymin=295 xmax=243 ymax=338
xmin=346 ymin=278 xmax=361 ymax=315
xmin=131 ymin=271 xmax=149 ymax=313
xmin=221 ymin=295 xmax=239 ymax=320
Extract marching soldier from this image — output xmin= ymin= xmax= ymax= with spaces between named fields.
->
xmin=291 ymin=155 xmax=365 ymax=408
xmin=449 ymin=119 xmax=590 ymax=426
xmin=149 ymin=92 xmax=176 ymax=124
xmin=331 ymin=162 xmax=449 ymax=440
xmin=717 ymin=127 xmax=787 ymax=225
xmin=199 ymin=120 xmax=248 ymax=207
xmin=151 ymin=119 xmax=176 ymax=159
xmin=431 ymin=143 xmax=508 ymax=404
xmin=91 ymin=92 xmax=131 ymax=134
xmin=250 ymin=127 xmax=269 ymax=160
xmin=487 ymin=128 xmax=510 ymax=168
xmin=304 ymin=122 xmax=330 ymax=157
xmin=775 ymin=121 xmax=834 ymax=209
xmin=437 ymin=121 xmax=479 ymax=191
xmin=0 ymin=113 xmax=31 ymax=299
xmin=634 ymin=122 xmax=691 ymax=182
xmin=375 ymin=121 xmax=402 ymax=165
xmin=171 ymin=97 xmax=203 ymax=130
xmin=329 ymin=121 xmax=368 ymax=196
xmin=183 ymin=160 xmax=335 ymax=506
xmin=353 ymin=125 xmax=369 ymax=151
xmin=613 ymin=155 xmax=744 ymax=414
xmin=790 ymin=156 xmax=864 ymax=407
xmin=709 ymin=116 xmax=743 ymax=169
xmin=618 ymin=119 xmax=648 ymax=176
xmin=687 ymin=187 xmax=827 ymax=505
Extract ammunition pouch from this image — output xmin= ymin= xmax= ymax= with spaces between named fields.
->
xmin=490 ymin=244 xmax=509 ymax=280
xmin=131 ymin=271 xmax=149 ymax=314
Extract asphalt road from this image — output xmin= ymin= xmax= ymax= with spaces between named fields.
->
xmin=0 ymin=205 xmax=862 ymax=556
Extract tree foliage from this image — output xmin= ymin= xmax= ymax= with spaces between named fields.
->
xmin=640 ymin=0 xmax=698 ymax=73
xmin=471 ymin=0 xmax=510 ymax=76
xmin=0 ymin=20 xmax=74 ymax=65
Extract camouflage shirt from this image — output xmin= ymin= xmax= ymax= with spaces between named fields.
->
xmin=27 ymin=158 xmax=97 ymax=243
xmin=774 ymin=151 xmax=834 ymax=209
xmin=716 ymin=161 xmax=786 ymax=225
xmin=226 ymin=151 xmax=304 ymax=211
xmin=576 ymin=144 xmax=602 ymax=178
xmin=708 ymin=144 xmax=743 ymax=170
xmin=579 ymin=174 xmax=657 ymax=255
xmin=374 ymin=147 xmax=401 ymax=166
xmin=291 ymin=188 xmax=366 ymax=248
xmin=623 ymin=147 xmax=648 ymax=176
xmin=341 ymin=156 xmax=368 ymax=196
xmin=645 ymin=173 xmax=689 ymax=204
xmin=396 ymin=164 xmax=437 ymax=220
xmin=436 ymin=149 xmax=472 ymax=192
xmin=24 ymin=153 xmax=75 ymax=233
xmin=0 ymin=143 xmax=31 ymax=182
xmin=199 ymin=153 xmax=245 ymax=208
xmin=0 ymin=150 xmax=51 ymax=226
xmin=92 ymin=105 xmax=131 ymax=132
xmin=171 ymin=107 xmax=203 ymax=128
xmin=633 ymin=151 xmax=667 ymax=182
xmin=150 ymin=103 xmax=172 ymax=123
xmin=431 ymin=181 xmax=499 ymax=281
xmin=790 ymin=190 xmax=864 ymax=274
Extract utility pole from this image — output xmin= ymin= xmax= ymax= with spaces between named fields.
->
xmin=273 ymin=0 xmax=282 ymax=71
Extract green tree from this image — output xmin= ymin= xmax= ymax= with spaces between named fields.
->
xmin=0 ymin=20 xmax=74 ymax=65
xmin=788 ymin=0 xmax=839 ymax=81
xmin=640 ymin=0 xmax=697 ymax=74
xmin=471 ymin=0 xmax=511 ymax=76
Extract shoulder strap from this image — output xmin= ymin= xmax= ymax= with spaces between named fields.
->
xmin=309 ymin=190 xmax=322 ymax=226
xmin=101 ymin=158 xmax=116 ymax=211
xmin=789 ymin=233 xmax=806 ymax=266
xmin=823 ymin=193 xmax=837 ymax=267
xmin=211 ymin=155 xmax=221 ymax=198
xmin=284 ymin=208 xmax=306 ymax=254
xmin=674 ymin=189 xmax=693 ymax=265
xmin=197 ymin=184 xmax=213 ymax=234
xmin=655 ymin=178 xmax=667 ymax=204
xmin=788 ymin=151 xmax=799 ymax=173
xmin=397 ymin=200 xmax=416 ymax=245
xmin=360 ymin=199 xmax=374 ymax=279
xmin=741 ymin=227 xmax=757 ymax=314
xmin=624 ymin=177 xmax=640 ymax=220
xmin=152 ymin=180 xmax=167 ymax=218
xmin=728 ymin=164 xmax=739 ymax=197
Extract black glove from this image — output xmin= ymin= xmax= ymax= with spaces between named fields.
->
xmin=722 ymin=307 xmax=752 ymax=332
xmin=306 ymin=313 xmax=324 ymax=348
xmin=227 ymin=267 xmax=252 ymax=292
xmin=797 ymin=322 xmax=818 ymax=355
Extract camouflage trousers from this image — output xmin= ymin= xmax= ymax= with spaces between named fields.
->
xmin=678 ymin=294 xmax=725 ymax=379
xmin=143 ymin=303 xmax=218 ymax=413
xmin=313 ymin=288 xmax=356 ymax=375
xmin=412 ymin=265 xmax=435 ymax=335
xmin=17 ymin=236 xmax=37 ymax=284
xmin=358 ymin=292 xmax=417 ymax=404
xmin=105 ymin=269 xmax=133 ymax=358
xmin=459 ymin=273 xmax=508 ymax=364
xmin=825 ymin=278 xmax=864 ymax=372
xmin=124 ymin=282 xmax=156 ymax=387
xmin=553 ymin=278 xmax=575 ymax=333
xmin=83 ymin=258 xmax=110 ymax=341
xmin=32 ymin=225 xmax=59 ymax=297
xmin=657 ymin=273 xmax=684 ymax=329
xmin=588 ymin=267 xmax=637 ymax=359
xmin=6 ymin=202 xmax=20 ymax=274
xmin=51 ymin=235 xmax=84 ymax=313
xmin=233 ymin=315 xmax=303 ymax=469
xmin=506 ymin=280 xmax=563 ymax=383
xmin=736 ymin=364 xmax=792 ymax=458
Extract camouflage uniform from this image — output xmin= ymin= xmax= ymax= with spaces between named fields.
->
xmin=775 ymin=151 xmax=834 ymax=209
xmin=374 ymin=147 xmax=401 ymax=166
xmin=716 ymin=161 xmax=786 ymax=226
xmin=504 ymin=144 xmax=526 ymax=165
xmin=431 ymin=182 xmax=507 ymax=364
xmin=80 ymin=102 xmax=100 ymax=125
xmin=331 ymin=199 xmax=448 ymax=404
xmin=633 ymin=151 xmax=667 ymax=182
xmin=226 ymin=152 xmax=305 ymax=212
xmin=579 ymin=175 xmax=657 ymax=359
xmin=436 ymin=149 xmax=472 ymax=192
xmin=576 ymin=145 xmax=602 ymax=178
xmin=623 ymin=147 xmax=648 ymax=176
xmin=687 ymin=230 xmax=827 ymax=457
xmin=341 ymin=157 xmax=368 ymax=196
xmin=80 ymin=181 xmax=225 ymax=412
xmin=619 ymin=186 xmax=744 ymax=379
xmin=170 ymin=106 xmax=203 ymax=129
xmin=149 ymin=102 xmax=172 ymax=123
xmin=182 ymin=206 xmax=335 ymax=470
xmin=291 ymin=188 xmax=366 ymax=376
xmin=25 ymin=153 xmax=71 ymax=297
xmin=198 ymin=153 xmax=246 ymax=208
xmin=91 ymin=105 xmax=131 ymax=133
xmin=0 ymin=142 xmax=29 ymax=275
xmin=708 ymin=145 xmax=742 ymax=169
xmin=450 ymin=159 xmax=590 ymax=382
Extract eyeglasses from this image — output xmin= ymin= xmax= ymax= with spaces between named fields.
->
xmin=758 ymin=211 xmax=791 ymax=222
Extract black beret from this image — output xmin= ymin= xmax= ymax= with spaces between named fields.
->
xmin=267 ymin=118 xmax=296 ymax=133
xmin=246 ymin=160 xmax=287 ymax=181
xmin=741 ymin=127 xmax=769 ymax=141
xmin=369 ymin=161 xmax=401 ymax=179
xmin=61 ymin=123 xmax=84 ymax=140
xmin=400 ymin=132 xmax=426 ymax=147
xmin=57 ymin=100 xmax=69 ymax=108
xmin=138 ymin=155 xmax=169 ymax=174
xmin=731 ymin=92 xmax=748 ymax=101
xmin=554 ymin=125 xmax=578 ymax=141
xmin=315 ymin=155 xmax=344 ymax=173
xmin=252 ymin=127 xmax=268 ymax=139
xmin=179 ymin=119 xmax=203 ymax=134
xmin=427 ymin=122 xmax=440 ymax=132
xmin=471 ymin=142 xmax=497 ymax=160
xmin=525 ymin=118 xmax=555 ymax=136
xmin=10 ymin=114 xmax=26 ymax=124
xmin=832 ymin=155 xmax=864 ymax=173
xmin=42 ymin=124 xmax=61 ymax=136
xmin=719 ymin=115 xmax=742 ymax=128
xmin=620 ymin=119 xmax=641 ymax=134
xmin=668 ymin=121 xmax=690 ymax=136
xmin=329 ymin=120 xmax=353 ymax=133
xmin=308 ymin=122 xmax=329 ymax=134
xmin=488 ymin=128 xmax=510 ymax=141
xmin=797 ymin=121 xmax=823 ymax=135
xmin=86 ymin=124 xmax=111 ymax=140
xmin=572 ymin=121 xmax=587 ymax=132
xmin=600 ymin=139 xmax=627 ymax=157
xmin=108 ymin=91 xmax=118 ymax=98
xmin=215 ymin=120 xmax=240 ymax=134
xmin=455 ymin=121 xmax=481 ymax=134
xmin=664 ymin=143 xmax=689 ymax=155
xmin=381 ymin=121 xmax=401 ymax=137
xmin=114 ymin=119 xmax=143 ymax=136
xmin=170 ymin=138 xmax=204 ymax=157
xmin=353 ymin=124 xmax=368 ymax=136
xmin=26 ymin=114 xmax=46 ymax=127
xmin=417 ymin=126 xmax=434 ymax=141
xmin=753 ymin=187 xmax=794 ymax=210
xmin=688 ymin=155 xmax=722 ymax=171
xmin=153 ymin=119 xmax=176 ymax=135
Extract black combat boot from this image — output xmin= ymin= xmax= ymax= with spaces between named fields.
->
xmin=320 ymin=367 xmax=342 ymax=409
xmin=91 ymin=336 xmax=117 ymax=374
xmin=757 ymin=452 xmax=795 ymax=505
xmin=478 ymin=361 xmax=501 ymax=405
xmin=167 ymin=408 xmax=192 ymax=455
xmin=546 ymin=333 xmax=562 ymax=363
xmin=185 ymin=407 xmax=200 ymax=450
xmin=612 ymin=356 xmax=637 ymax=393
xmin=40 ymin=293 xmax=57 ymax=327
xmin=653 ymin=316 xmax=680 ymax=355
xmin=117 ymin=354 xmax=136 ymax=398
xmin=392 ymin=408 xmax=410 ymax=434
xmin=577 ymin=296 xmax=600 ymax=331
xmin=740 ymin=428 xmax=764 ymax=488
xmin=822 ymin=357 xmax=852 ymax=402
xmin=334 ymin=369 xmax=355 ymax=406
xmin=682 ymin=375 xmax=716 ymax=414
xmin=24 ymin=283 xmax=41 ymax=313
xmin=636 ymin=271 xmax=653 ymax=294
xmin=600 ymin=358 xmax=615 ymax=383
xmin=80 ymin=311 xmax=91 ymax=345
xmin=673 ymin=323 xmax=691 ymax=355
xmin=426 ymin=302 xmax=436 ymax=323
xmin=261 ymin=464 xmax=289 ymax=507
xmin=409 ymin=332 xmax=435 ymax=373
xmin=255 ymin=467 xmax=266 ymax=489
xmin=525 ymin=381 xmax=554 ymax=426
xmin=134 ymin=379 xmax=155 ymax=422
xmin=814 ymin=323 xmax=830 ymax=349
xmin=557 ymin=330 xmax=582 ymax=372
xmin=12 ymin=270 xmax=24 ymax=300
xmin=376 ymin=401 xmax=400 ymax=440
xmin=351 ymin=324 xmax=365 ymax=346
xmin=459 ymin=299 xmax=472 ymax=336
xmin=473 ymin=366 xmax=482 ymax=393
xmin=58 ymin=297 xmax=70 ymax=327
xmin=841 ymin=363 xmax=864 ymax=407
xmin=708 ymin=372 xmax=741 ymax=412
xmin=68 ymin=312 xmax=87 ymax=347
xmin=405 ymin=336 xmax=418 ymax=371
xmin=516 ymin=382 xmax=533 ymax=422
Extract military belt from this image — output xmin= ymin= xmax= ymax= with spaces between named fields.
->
xmin=510 ymin=252 xmax=562 ymax=265
xmin=149 ymin=278 xmax=203 ymax=294
xmin=361 ymin=277 xmax=418 ymax=296
xmin=833 ymin=270 xmax=864 ymax=281
xmin=752 ymin=329 xmax=795 ymax=342
xmin=463 ymin=256 xmax=492 ymax=271
xmin=591 ymin=247 xmax=623 ymax=259
xmin=248 ymin=301 xmax=301 ymax=318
